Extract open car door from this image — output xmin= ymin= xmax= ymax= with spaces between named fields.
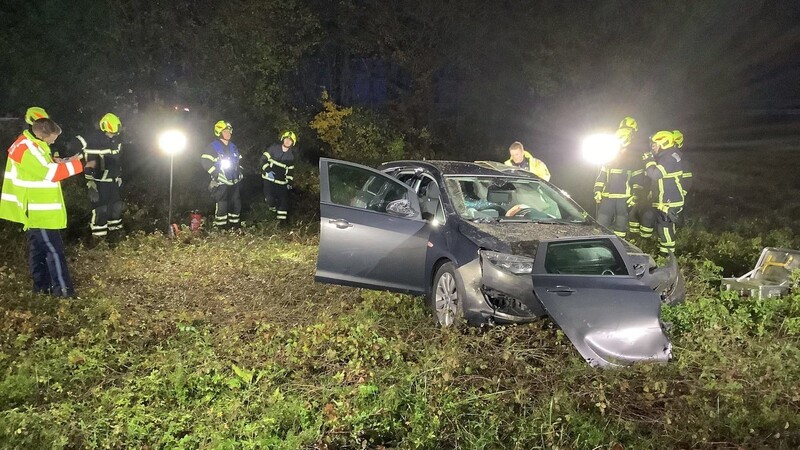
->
xmin=531 ymin=238 xmax=672 ymax=367
xmin=316 ymin=158 xmax=430 ymax=295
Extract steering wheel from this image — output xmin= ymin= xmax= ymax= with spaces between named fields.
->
xmin=505 ymin=204 xmax=533 ymax=217
xmin=477 ymin=204 xmax=505 ymax=215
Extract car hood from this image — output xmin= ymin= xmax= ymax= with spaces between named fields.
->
xmin=458 ymin=220 xmax=609 ymax=257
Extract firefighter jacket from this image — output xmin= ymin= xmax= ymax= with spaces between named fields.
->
xmin=629 ymin=150 xmax=650 ymax=199
xmin=504 ymin=150 xmax=550 ymax=181
xmin=201 ymin=140 xmax=242 ymax=185
xmin=644 ymin=148 xmax=685 ymax=209
xmin=0 ymin=130 xmax=84 ymax=230
xmin=75 ymin=129 xmax=122 ymax=183
xmin=594 ymin=150 xmax=638 ymax=199
xmin=679 ymin=150 xmax=693 ymax=194
xmin=260 ymin=144 xmax=295 ymax=185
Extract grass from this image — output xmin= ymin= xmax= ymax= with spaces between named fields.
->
xmin=1 ymin=148 xmax=800 ymax=449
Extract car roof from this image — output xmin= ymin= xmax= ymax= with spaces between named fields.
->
xmin=379 ymin=160 xmax=518 ymax=177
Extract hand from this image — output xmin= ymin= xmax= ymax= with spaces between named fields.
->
xmin=116 ymin=177 xmax=123 ymax=187
xmin=87 ymin=181 xmax=99 ymax=202
xmin=594 ymin=191 xmax=602 ymax=204
xmin=84 ymin=160 xmax=97 ymax=169
xmin=287 ymin=184 xmax=293 ymax=190
xmin=266 ymin=171 xmax=275 ymax=181
xmin=209 ymin=180 xmax=220 ymax=191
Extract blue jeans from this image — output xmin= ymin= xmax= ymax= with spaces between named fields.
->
xmin=26 ymin=228 xmax=75 ymax=297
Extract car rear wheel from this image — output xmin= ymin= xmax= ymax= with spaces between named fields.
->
xmin=429 ymin=262 xmax=464 ymax=327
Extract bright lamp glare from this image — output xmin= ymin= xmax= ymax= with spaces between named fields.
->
xmin=220 ymin=159 xmax=232 ymax=169
xmin=159 ymin=130 xmax=187 ymax=155
xmin=582 ymin=134 xmax=620 ymax=164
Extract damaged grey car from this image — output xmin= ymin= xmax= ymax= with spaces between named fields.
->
xmin=315 ymin=158 xmax=685 ymax=367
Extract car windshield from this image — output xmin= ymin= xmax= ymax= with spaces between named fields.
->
xmin=444 ymin=175 xmax=587 ymax=222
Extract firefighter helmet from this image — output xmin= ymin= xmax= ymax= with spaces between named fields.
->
xmin=99 ymin=113 xmax=121 ymax=134
xmin=616 ymin=127 xmax=634 ymax=148
xmin=214 ymin=120 xmax=233 ymax=137
xmin=650 ymin=131 xmax=675 ymax=150
xmin=25 ymin=106 xmax=49 ymax=125
xmin=672 ymin=130 xmax=684 ymax=148
xmin=619 ymin=116 xmax=639 ymax=132
xmin=281 ymin=130 xmax=297 ymax=145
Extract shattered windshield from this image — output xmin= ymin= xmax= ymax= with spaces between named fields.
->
xmin=444 ymin=175 xmax=587 ymax=223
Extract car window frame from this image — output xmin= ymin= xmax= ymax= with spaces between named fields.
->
xmin=533 ymin=237 xmax=634 ymax=277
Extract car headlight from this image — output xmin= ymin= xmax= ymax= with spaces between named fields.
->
xmin=480 ymin=250 xmax=533 ymax=275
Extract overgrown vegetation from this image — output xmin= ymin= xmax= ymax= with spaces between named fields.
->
xmin=1 ymin=209 xmax=799 ymax=449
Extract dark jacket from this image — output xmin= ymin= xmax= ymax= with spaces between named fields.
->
xmin=75 ymin=129 xmax=122 ymax=182
xmin=645 ymin=148 xmax=685 ymax=208
xmin=260 ymin=143 xmax=295 ymax=185
xmin=201 ymin=139 xmax=242 ymax=185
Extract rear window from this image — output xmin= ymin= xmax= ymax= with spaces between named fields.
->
xmin=544 ymin=239 xmax=628 ymax=275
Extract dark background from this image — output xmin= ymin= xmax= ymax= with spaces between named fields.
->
xmin=1 ymin=0 xmax=799 ymax=229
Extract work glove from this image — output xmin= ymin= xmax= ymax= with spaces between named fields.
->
xmin=593 ymin=191 xmax=602 ymax=204
xmin=87 ymin=180 xmax=100 ymax=203
xmin=626 ymin=195 xmax=636 ymax=207
xmin=208 ymin=179 xmax=221 ymax=192
xmin=287 ymin=184 xmax=293 ymax=191
xmin=115 ymin=177 xmax=123 ymax=187
xmin=266 ymin=171 xmax=275 ymax=181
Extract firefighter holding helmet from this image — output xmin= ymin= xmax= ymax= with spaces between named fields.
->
xmin=260 ymin=130 xmax=297 ymax=222
xmin=641 ymin=131 xmax=686 ymax=254
xmin=70 ymin=113 xmax=124 ymax=241
xmin=201 ymin=120 xmax=243 ymax=229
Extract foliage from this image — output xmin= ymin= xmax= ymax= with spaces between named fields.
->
xmin=1 ymin=219 xmax=799 ymax=449
xmin=310 ymin=92 xmax=405 ymax=165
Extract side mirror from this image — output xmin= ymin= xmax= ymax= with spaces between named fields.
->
xmin=386 ymin=199 xmax=418 ymax=218
xmin=633 ymin=263 xmax=647 ymax=279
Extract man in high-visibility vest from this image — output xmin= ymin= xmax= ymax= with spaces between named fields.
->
xmin=260 ymin=130 xmax=297 ymax=222
xmin=0 ymin=118 xmax=95 ymax=297
xmin=642 ymin=131 xmax=686 ymax=254
xmin=504 ymin=141 xmax=550 ymax=181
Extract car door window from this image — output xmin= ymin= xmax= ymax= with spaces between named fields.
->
xmin=417 ymin=176 xmax=445 ymax=223
xmin=544 ymin=239 xmax=629 ymax=275
xmin=328 ymin=162 xmax=410 ymax=214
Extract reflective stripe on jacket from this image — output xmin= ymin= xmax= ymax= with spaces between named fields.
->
xmin=78 ymin=129 xmax=122 ymax=182
xmin=504 ymin=150 xmax=550 ymax=181
xmin=200 ymin=140 xmax=242 ymax=185
xmin=645 ymin=148 xmax=685 ymax=208
xmin=260 ymin=143 xmax=295 ymax=185
xmin=0 ymin=131 xmax=83 ymax=229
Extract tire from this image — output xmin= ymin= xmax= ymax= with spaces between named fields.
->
xmin=428 ymin=262 xmax=464 ymax=327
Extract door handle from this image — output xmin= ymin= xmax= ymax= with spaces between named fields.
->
xmin=546 ymin=286 xmax=576 ymax=294
xmin=329 ymin=219 xmax=353 ymax=229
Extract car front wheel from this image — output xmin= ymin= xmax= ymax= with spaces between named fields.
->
xmin=429 ymin=262 xmax=464 ymax=327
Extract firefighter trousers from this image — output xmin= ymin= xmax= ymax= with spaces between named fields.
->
xmin=641 ymin=206 xmax=682 ymax=254
xmin=212 ymin=183 xmax=242 ymax=228
xmin=90 ymin=181 xmax=122 ymax=237
xmin=264 ymin=180 xmax=290 ymax=221
xmin=26 ymin=228 xmax=75 ymax=297
xmin=596 ymin=198 xmax=628 ymax=238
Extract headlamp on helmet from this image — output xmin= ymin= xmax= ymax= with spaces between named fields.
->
xmin=619 ymin=116 xmax=638 ymax=132
xmin=214 ymin=120 xmax=233 ymax=137
xmin=281 ymin=130 xmax=297 ymax=145
xmin=99 ymin=113 xmax=121 ymax=134
xmin=25 ymin=106 xmax=49 ymax=125
xmin=650 ymin=131 xmax=675 ymax=150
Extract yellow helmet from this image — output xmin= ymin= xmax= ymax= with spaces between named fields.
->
xmin=99 ymin=113 xmax=121 ymax=134
xmin=616 ymin=127 xmax=634 ymax=148
xmin=281 ymin=130 xmax=297 ymax=145
xmin=25 ymin=106 xmax=49 ymax=125
xmin=672 ymin=130 xmax=684 ymax=148
xmin=650 ymin=131 xmax=675 ymax=150
xmin=619 ymin=116 xmax=638 ymax=132
xmin=214 ymin=120 xmax=233 ymax=137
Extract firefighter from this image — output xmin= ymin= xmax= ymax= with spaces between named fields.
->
xmin=201 ymin=120 xmax=242 ymax=229
xmin=593 ymin=127 xmax=636 ymax=238
xmin=260 ymin=130 xmax=297 ymax=222
xmin=615 ymin=116 xmax=649 ymax=237
xmin=0 ymin=118 xmax=95 ymax=297
xmin=71 ymin=113 xmax=124 ymax=241
xmin=642 ymin=131 xmax=685 ymax=254
xmin=504 ymin=141 xmax=550 ymax=181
